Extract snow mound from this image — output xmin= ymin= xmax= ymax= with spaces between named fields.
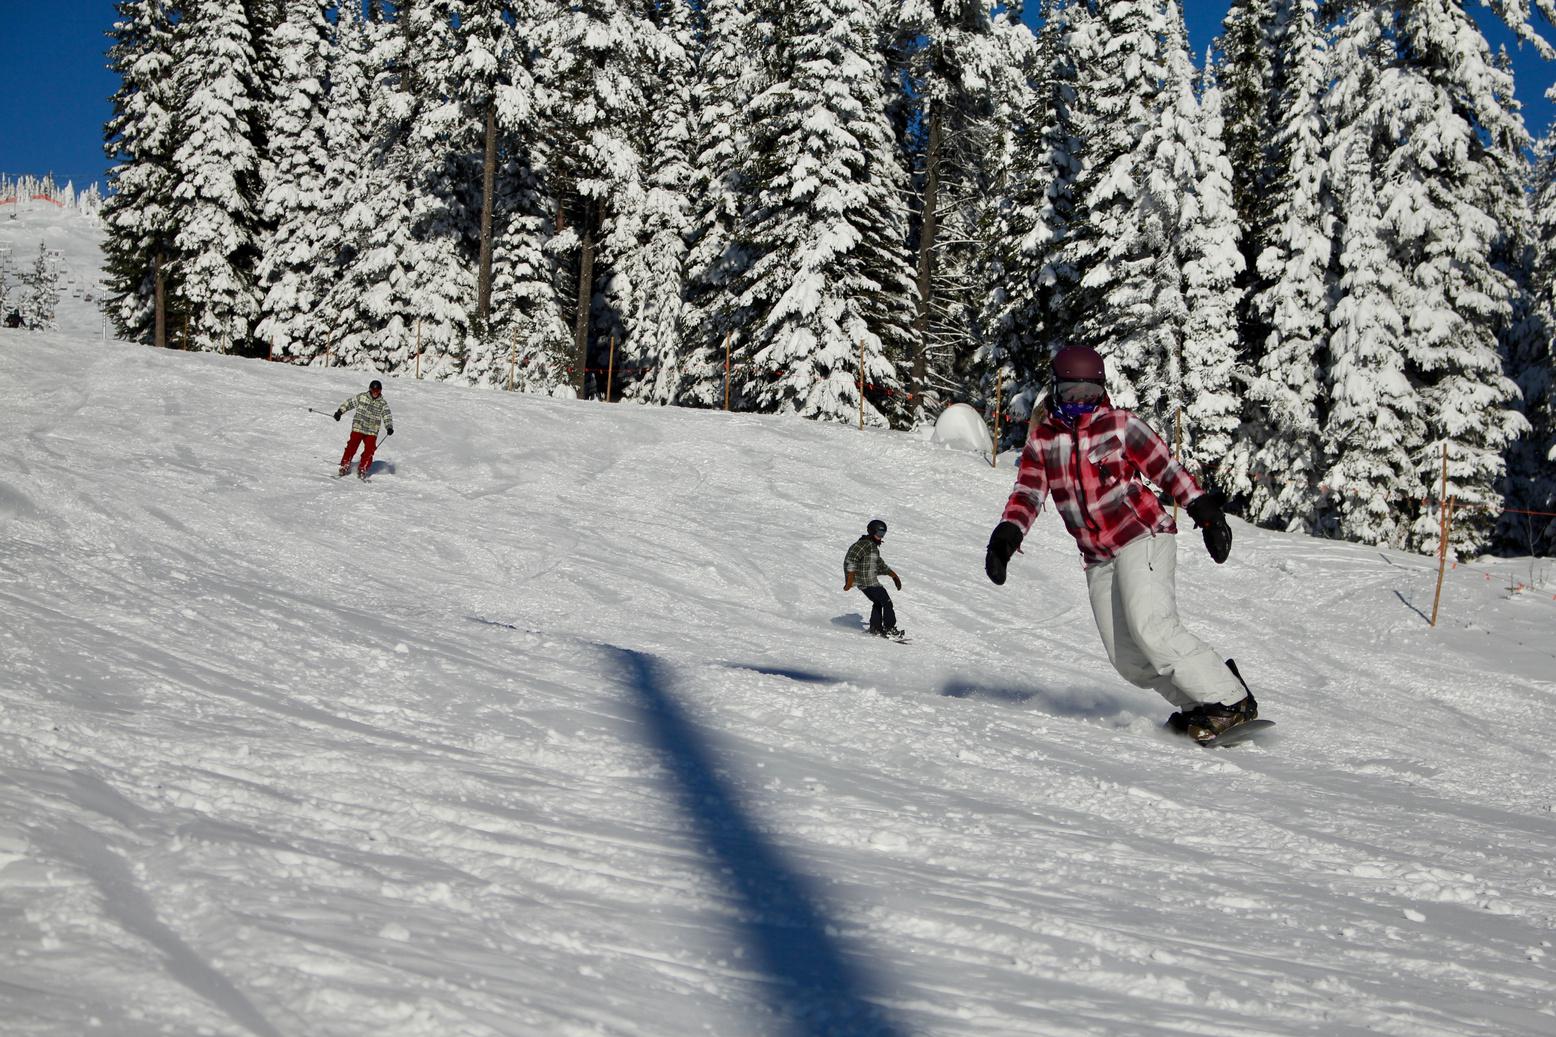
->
xmin=930 ymin=402 xmax=994 ymax=454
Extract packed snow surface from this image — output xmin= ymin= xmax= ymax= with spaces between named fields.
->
xmin=3 ymin=203 xmax=1556 ymax=1036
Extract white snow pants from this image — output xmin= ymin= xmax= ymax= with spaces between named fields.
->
xmin=1084 ymin=534 xmax=1245 ymax=709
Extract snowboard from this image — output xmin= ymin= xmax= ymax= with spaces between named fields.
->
xmin=863 ymin=630 xmax=911 ymax=645
xmin=1198 ymin=718 xmax=1275 ymax=748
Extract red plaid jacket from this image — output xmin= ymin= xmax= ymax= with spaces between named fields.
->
xmin=1001 ymin=402 xmax=1205 ymax=566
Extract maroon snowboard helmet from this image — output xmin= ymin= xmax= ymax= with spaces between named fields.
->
xmin=1051 ymin=345 xmax=1106 ymax=385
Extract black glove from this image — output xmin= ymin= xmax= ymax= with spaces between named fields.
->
xmin=985 ymin=521 xmax=1024 ymax=585
xmin=385 ymin=426 xmax=394 ymax=437
xmin=333 ymin=410 xmax=342 ymax=421
xmin=1186 ymin=493 xmax=1232 ymax=564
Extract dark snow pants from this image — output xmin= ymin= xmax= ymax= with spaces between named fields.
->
xmin=862 ymin=586 xmax=896 ymax=633
xmin=340 ymin=431 xmax=378 ymax=473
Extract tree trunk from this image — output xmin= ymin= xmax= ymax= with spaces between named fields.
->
xmin=477 ymin=99 xmax=497 ymax=329
xmin=573 ymin=199 xmax=595 ymax=398
xmin=912 ymin=103 xmax=942 ymax=401
xmin=153 ymin=250 xmax=166 ymax=349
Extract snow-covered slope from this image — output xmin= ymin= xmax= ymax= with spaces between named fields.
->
xmin=2 ymin=209 xmax=1554 ymax=1037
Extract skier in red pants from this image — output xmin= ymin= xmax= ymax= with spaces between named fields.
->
xmin=334 ymin=379 xmax=394 ymax=480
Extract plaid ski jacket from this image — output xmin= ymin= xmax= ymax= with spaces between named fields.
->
xmin=1001 ymin=402 xmax=1204 ymax=567
xmin=339 ymin=391 xmax=393 ymax=436
xmin=844 ymin=536 xmax=891 ymax=589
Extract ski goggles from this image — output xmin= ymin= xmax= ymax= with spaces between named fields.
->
xmin=1054 ymin=379 xmax=1104 ymax=403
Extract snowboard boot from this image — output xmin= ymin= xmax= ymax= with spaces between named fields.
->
xmin=882 ymin=626 xmax=907 ymax=641
xmin=1167 ymin=660 xmax=1258 ymax=743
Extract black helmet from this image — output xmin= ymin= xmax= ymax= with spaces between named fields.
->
xmin=867 ymin=519 xmax=887 ymax=538
xmin=369 ymin=379 xmax=382 ymax=392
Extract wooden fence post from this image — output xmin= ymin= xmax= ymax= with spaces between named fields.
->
xmin=723 ymin=331 xmax=733 ymax=412
xmin=1172 ymin=405 xmax=1183 ymax=523
xmin=509 ymin=326 xmax=517 ymax=391
xmin=605 ymin=334 xmax=616 ymax=403
xmin=415 ymin=320 xmax=422 ymax=380
xmin=992 ymin=378 xmax=1003 ymax=468
xmin=1430 ymin=444 xmax=1451 ymax=627
xmin=858 ymin=340 xmax=865 ymax=431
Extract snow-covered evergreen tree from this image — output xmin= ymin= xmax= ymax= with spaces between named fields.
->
xmin=19 ymin=244 xmax=63 ymax=331
xmin=322 ymin=10 xmax=420 ymax=374
xmin=170 ymin=0 xmax=264 ymax=354
xmin=307 ymin=0 xmax=374 ymax=366
xmin=1323 ymin=122 xmax=1419 ymax=546
xmin=103 ymin=0 xmax=183 ymax=347
xmin=468 ymin=0 xmax=570 ymax=393
xmin=619 ymin=0 xmax=695 ymax=405
xmin=1059 ymin=0 xmax=1165 ymax=403
xmin=675 ymin=0 xmax=762 ymax=408
xmin=534 ymin=0 xmax=656 ymax=397
xmin=982 ymin=0 xmax=1088 ymax=427
xmin=890 ymin=0 xmax=1021 ymax=416
xmin=732 ymin=0 xmax=913 ymax=424
xmin=1104 ymin=2 xmax=1196 ymax=432
xmin=1230 ymin=0 xmax=1331 ymax=529
xmin=1383 ymin=0 xmax=1528 ymax=555
xmin=396 ymin=0 xmax=477 ymax=381
xmin=1506 ymin=130 xmax=1556 ymax=554
xmin=1214 ymin=0 xmax=1278 ymax=340
xmin=254 ymin=0 xmax=333 ymax=360
xmin=1177 ymin=46 xmax=1245 ymax=474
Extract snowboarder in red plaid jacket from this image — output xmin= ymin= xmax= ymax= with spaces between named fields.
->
xmin=983 ymin=346 xmax=1256 ymax=743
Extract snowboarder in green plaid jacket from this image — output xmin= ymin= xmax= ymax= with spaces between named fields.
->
xmin=844 ymin=519 xmax=904 ymax=639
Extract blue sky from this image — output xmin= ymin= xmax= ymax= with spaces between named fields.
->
xmin=0 ymin=2 xmax=1552 ymax=194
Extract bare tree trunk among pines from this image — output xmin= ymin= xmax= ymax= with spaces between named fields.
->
xmin=912 ymin=104 xmax=942 ymax=401
xmin=573 ymin=199 xmax=595 ymax=398
xmin=154 ymin=251 xmax=166 ymax=349
xmin=477 ymin=100 xmax=497 ymax=328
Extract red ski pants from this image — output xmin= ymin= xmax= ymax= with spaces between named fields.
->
xmin=340 ymin=431 xmax=378 ymax=472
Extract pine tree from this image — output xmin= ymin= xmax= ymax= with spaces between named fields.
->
xmin=310 ymin=0 xmax=376 ymax=365
xmin=1323 ymin=120 xmax=1419 ymax=546
xmin=255 ymin=0 xmax=333 ymax=360
xmin=891 ymin=0 xmax=1017 ymax=414
xmin=1384 ymin=0 xmax=1527 ymax=555
xmin=535 ymin=0 xmax=658 ymax=397
xmin=20 ymin=244 xmax=62 ymax=331
xmin=1507 ymin=132 xmax=1556 ymax=554
xmin=1231 ymin=0 xmax=1332 ymax=529
xmin=1059 ymin=0 xmax=1166 ymax=404
xmin=1215 ymin=0 xmax=1278 ymax=352
xmin=620 ymin=0 xmax=695 ymax=405
xmin=324 ymin=9 xmax=424 ymax=374
xmin=676 ymin=0 xmax=761 ymax=408
xmin=103 ymin=0 xmax=183 ymax=348
xmin=732 ymin=0 xmax=912 ymax=425
xmin=469 ymin=0 xmax=570 ymax=393
xmin=982 ymin=0 xmax=1087 ymax=428
xmin=1177 ymin=45 xmax=1245 ymax=474
xmin=1106 ymin=2 xmax=1196 ymax=433
xmin=170 ymin=0 xmax=264 ymax=354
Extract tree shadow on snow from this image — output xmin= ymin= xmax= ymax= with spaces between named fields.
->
xmin=724 ymin=661 xmax=842 ymax=685
xmin=941 ymin=677 xmax=1141 ymax=722
xmin=607 ymin=646 xmax=906 ymax=1037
